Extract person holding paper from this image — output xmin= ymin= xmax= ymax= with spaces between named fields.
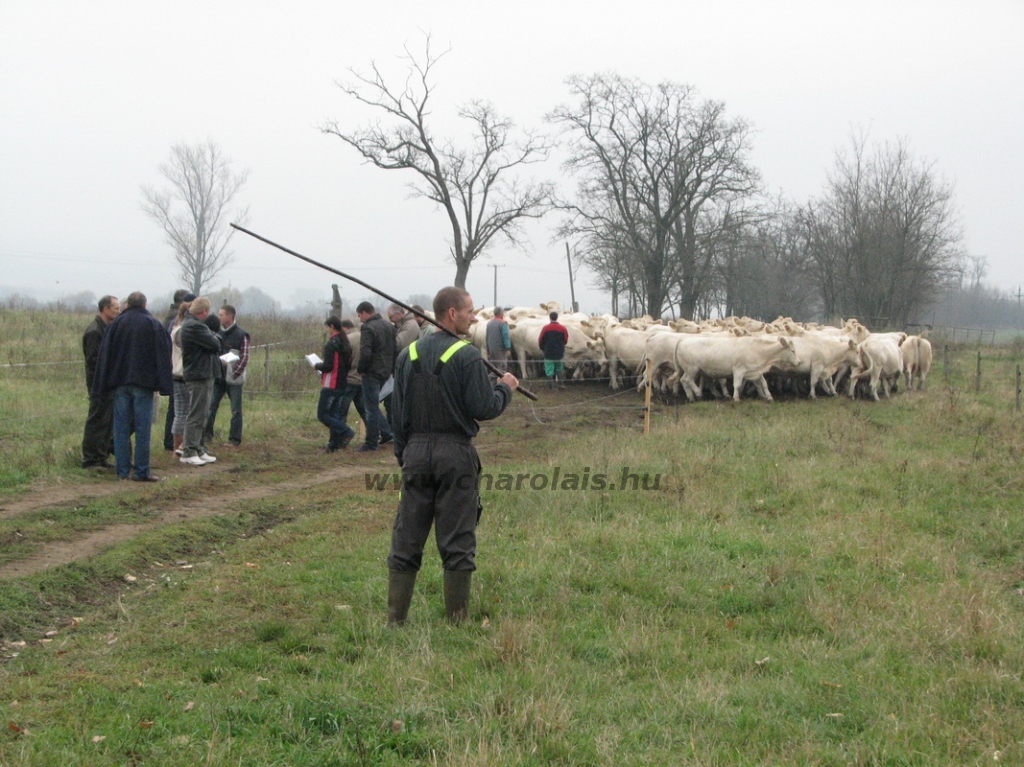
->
xmin=179 ymin=297 xmax=223 ymax=467
xmin=313 ymin=316 xmax=356 ymax=451
xmin=206 ymin=304 xmax=250 ymax=446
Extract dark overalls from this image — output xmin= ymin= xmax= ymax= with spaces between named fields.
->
xmin=387 ymin=339 xmax=482 ymax=573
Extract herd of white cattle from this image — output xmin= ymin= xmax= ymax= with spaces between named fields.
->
xmin=466 ymin=302 xmax=933 ymax=402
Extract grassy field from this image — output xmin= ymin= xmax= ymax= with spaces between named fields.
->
xmin=3 ymin=308 xmax=1024 ymax=765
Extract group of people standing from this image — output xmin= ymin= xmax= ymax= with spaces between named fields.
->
xmin=82 ymin=286 xmax=528 ymax=626
xmin=81 ymin=290 xmax=249 ymax=481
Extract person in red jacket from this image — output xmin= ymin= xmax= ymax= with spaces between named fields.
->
xmin=538 ymin=312 xmax=569 ymax=390
xmin=314 ymin=316 xmax=357 ymax=452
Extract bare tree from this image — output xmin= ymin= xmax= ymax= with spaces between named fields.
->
xmin=806 ymin=133 xmax=963 ymax=327
xmin=141 ymin=140 xmax=249 ymax=295
xmin=550 ymin=74 xmax=761 ymax=319
xmin=323 ymin=37 xmax=553 ymax=288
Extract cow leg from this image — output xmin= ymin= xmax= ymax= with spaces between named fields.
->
xmin=680 ymin=373 xmax=701 ymax=402
xmin=752 ymin=374 xmax=773 ymax=402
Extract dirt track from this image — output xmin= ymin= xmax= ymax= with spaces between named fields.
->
xmin=0 ymin=457 xmax=380 ymax=579
xmin=0 ymin=384 xmax=639 ymax=580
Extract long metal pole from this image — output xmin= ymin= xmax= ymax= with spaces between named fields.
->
xmin=230 ymin=223 xmax=537 ymax=401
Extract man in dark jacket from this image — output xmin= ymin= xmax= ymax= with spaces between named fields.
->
xmin=81 ymin=294 xmax=120 ymax=469
xmin=92 ymin=292 xmax=172 ymax=481
xmin=314 ymin=316 xmax=356 ymax=451
xmin=386 ymin=286 xmax=518 ymax=625
xmin=538 ymin=312 xmax=569 ymax=390
xmin=178 ymin=297 xmax=223 ymax=467
xmin=355 ymin=301 xmax=396 ymax=452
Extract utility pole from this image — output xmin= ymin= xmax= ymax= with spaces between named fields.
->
xmin=565 ymin=243 xmax=579 ymax=313
xmin=491 ymin=264 xmax=504 ymax=308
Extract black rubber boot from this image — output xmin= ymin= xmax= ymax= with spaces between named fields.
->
xmin=387 ymin=570 xmax=417 ymax=625
xmin=443 ymin=570 xmax=472 ymax=624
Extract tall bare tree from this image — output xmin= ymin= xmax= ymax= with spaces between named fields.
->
xmin=323 ymin=37 xmax=553 ymax=288
xmin=141 ymin=140 xmax=249 ymax=295
xmin=806 ymin=133 xmax=963 ymax=327
xmin=550 ymin=74 xmax=761 ymax=319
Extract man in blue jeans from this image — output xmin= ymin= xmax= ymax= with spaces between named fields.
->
xmin=91 ymin=291 xmax=173 ymax=481
xmin=355 ymin=301 xmax=395 ymax=452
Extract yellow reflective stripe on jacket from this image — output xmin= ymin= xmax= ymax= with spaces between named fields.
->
xmin=440 ymin=339 xmax=470 ymax=363
xmin=408 ymin=338 xmax=470 ymax=365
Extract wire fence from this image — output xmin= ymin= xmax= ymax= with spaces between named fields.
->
xmin=5 ymin=338 xmax=1024 ymax=426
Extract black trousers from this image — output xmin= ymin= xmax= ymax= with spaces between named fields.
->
xmin=163 ymin=390 xmax=175 ymax=449
xmin=387 ymin=434 xmax=481 ymax=573
xmin=81 ymin=390 xmax=114 ymax=466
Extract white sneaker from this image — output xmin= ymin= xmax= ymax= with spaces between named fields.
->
xmin=199 ymin=453 xmax=217 ymax=464
xmin=173 ymin=449 xmax=183 ymax=457
xmin=180 ymin=455 xmax=205 ymax=467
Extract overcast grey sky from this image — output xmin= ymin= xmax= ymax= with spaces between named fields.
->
xmin=2 ymin=0 xmax=1021 ymax=315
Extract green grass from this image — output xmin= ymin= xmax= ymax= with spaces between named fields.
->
xmin=4 ymin=310 xmax=1024 ymax=764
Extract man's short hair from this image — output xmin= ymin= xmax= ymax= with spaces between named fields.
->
xmin=433 ymin=287 xmax=470 ymax=320
xmin=340 ymin=318 xmax=355 ymax=330
xmin=549 ymin=311 xmax=558 ymax=321
xmin=493 ymin=306 xmax=504 ymax=317
xmin=172 ymin=289 xmax=190 ymax=304
xmin=98 ymin=295 xmax=117 ymax=312
xmin=387 ymin=303 xmax=404 ymax=318
xmin=356 ymin=301 xmax=375 ymax=315
xmin=190 ymin=296 xmax=212 ymax=315
xmin=221 ymin=304 xmax=236 ymax=319
xmin=126 ymin=291 xmax=147 ymax=309
xmin=325 ymin=316 xmax=343 ymax=331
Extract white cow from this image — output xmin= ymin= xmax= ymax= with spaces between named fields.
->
xmin=901 ymin=335 xmax=933 ymax=391
xmin=636 ymin=331 xmax=686 ymax=394
xmin=848 ymin=334 xmax=905 ymax=400
xmin=673 ymin=335 xmax=800 ymax=402
xmin=778 ymin=333 xmax=862 ymax=398
xmin=605 ymin=325 xmax=653 ymax=390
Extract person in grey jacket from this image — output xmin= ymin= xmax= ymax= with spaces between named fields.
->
xmin=177 ymin=297 xmax=223 ymax=467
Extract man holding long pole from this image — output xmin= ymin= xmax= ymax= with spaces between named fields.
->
xmin=386 ymin=286 xmax=519 ymax=625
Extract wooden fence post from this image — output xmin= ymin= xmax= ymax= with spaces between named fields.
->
xmin=975 ymin=350 xmax=982 ymax=393
xmin=943 ymin=345 xmax=949 ymax=379
xmin=643 ymin=359 xmax=652 ymax=435
xmin=1016 ymin=365 xmax=1021 ymax=412
xmin=264 ymin=345 xmax=270 ymax=392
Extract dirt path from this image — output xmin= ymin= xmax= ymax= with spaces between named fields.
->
xmin=0 ymin=460 xmax=376 ymax=578
xmin=0 ymin=384 xmax=635 ymax=580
